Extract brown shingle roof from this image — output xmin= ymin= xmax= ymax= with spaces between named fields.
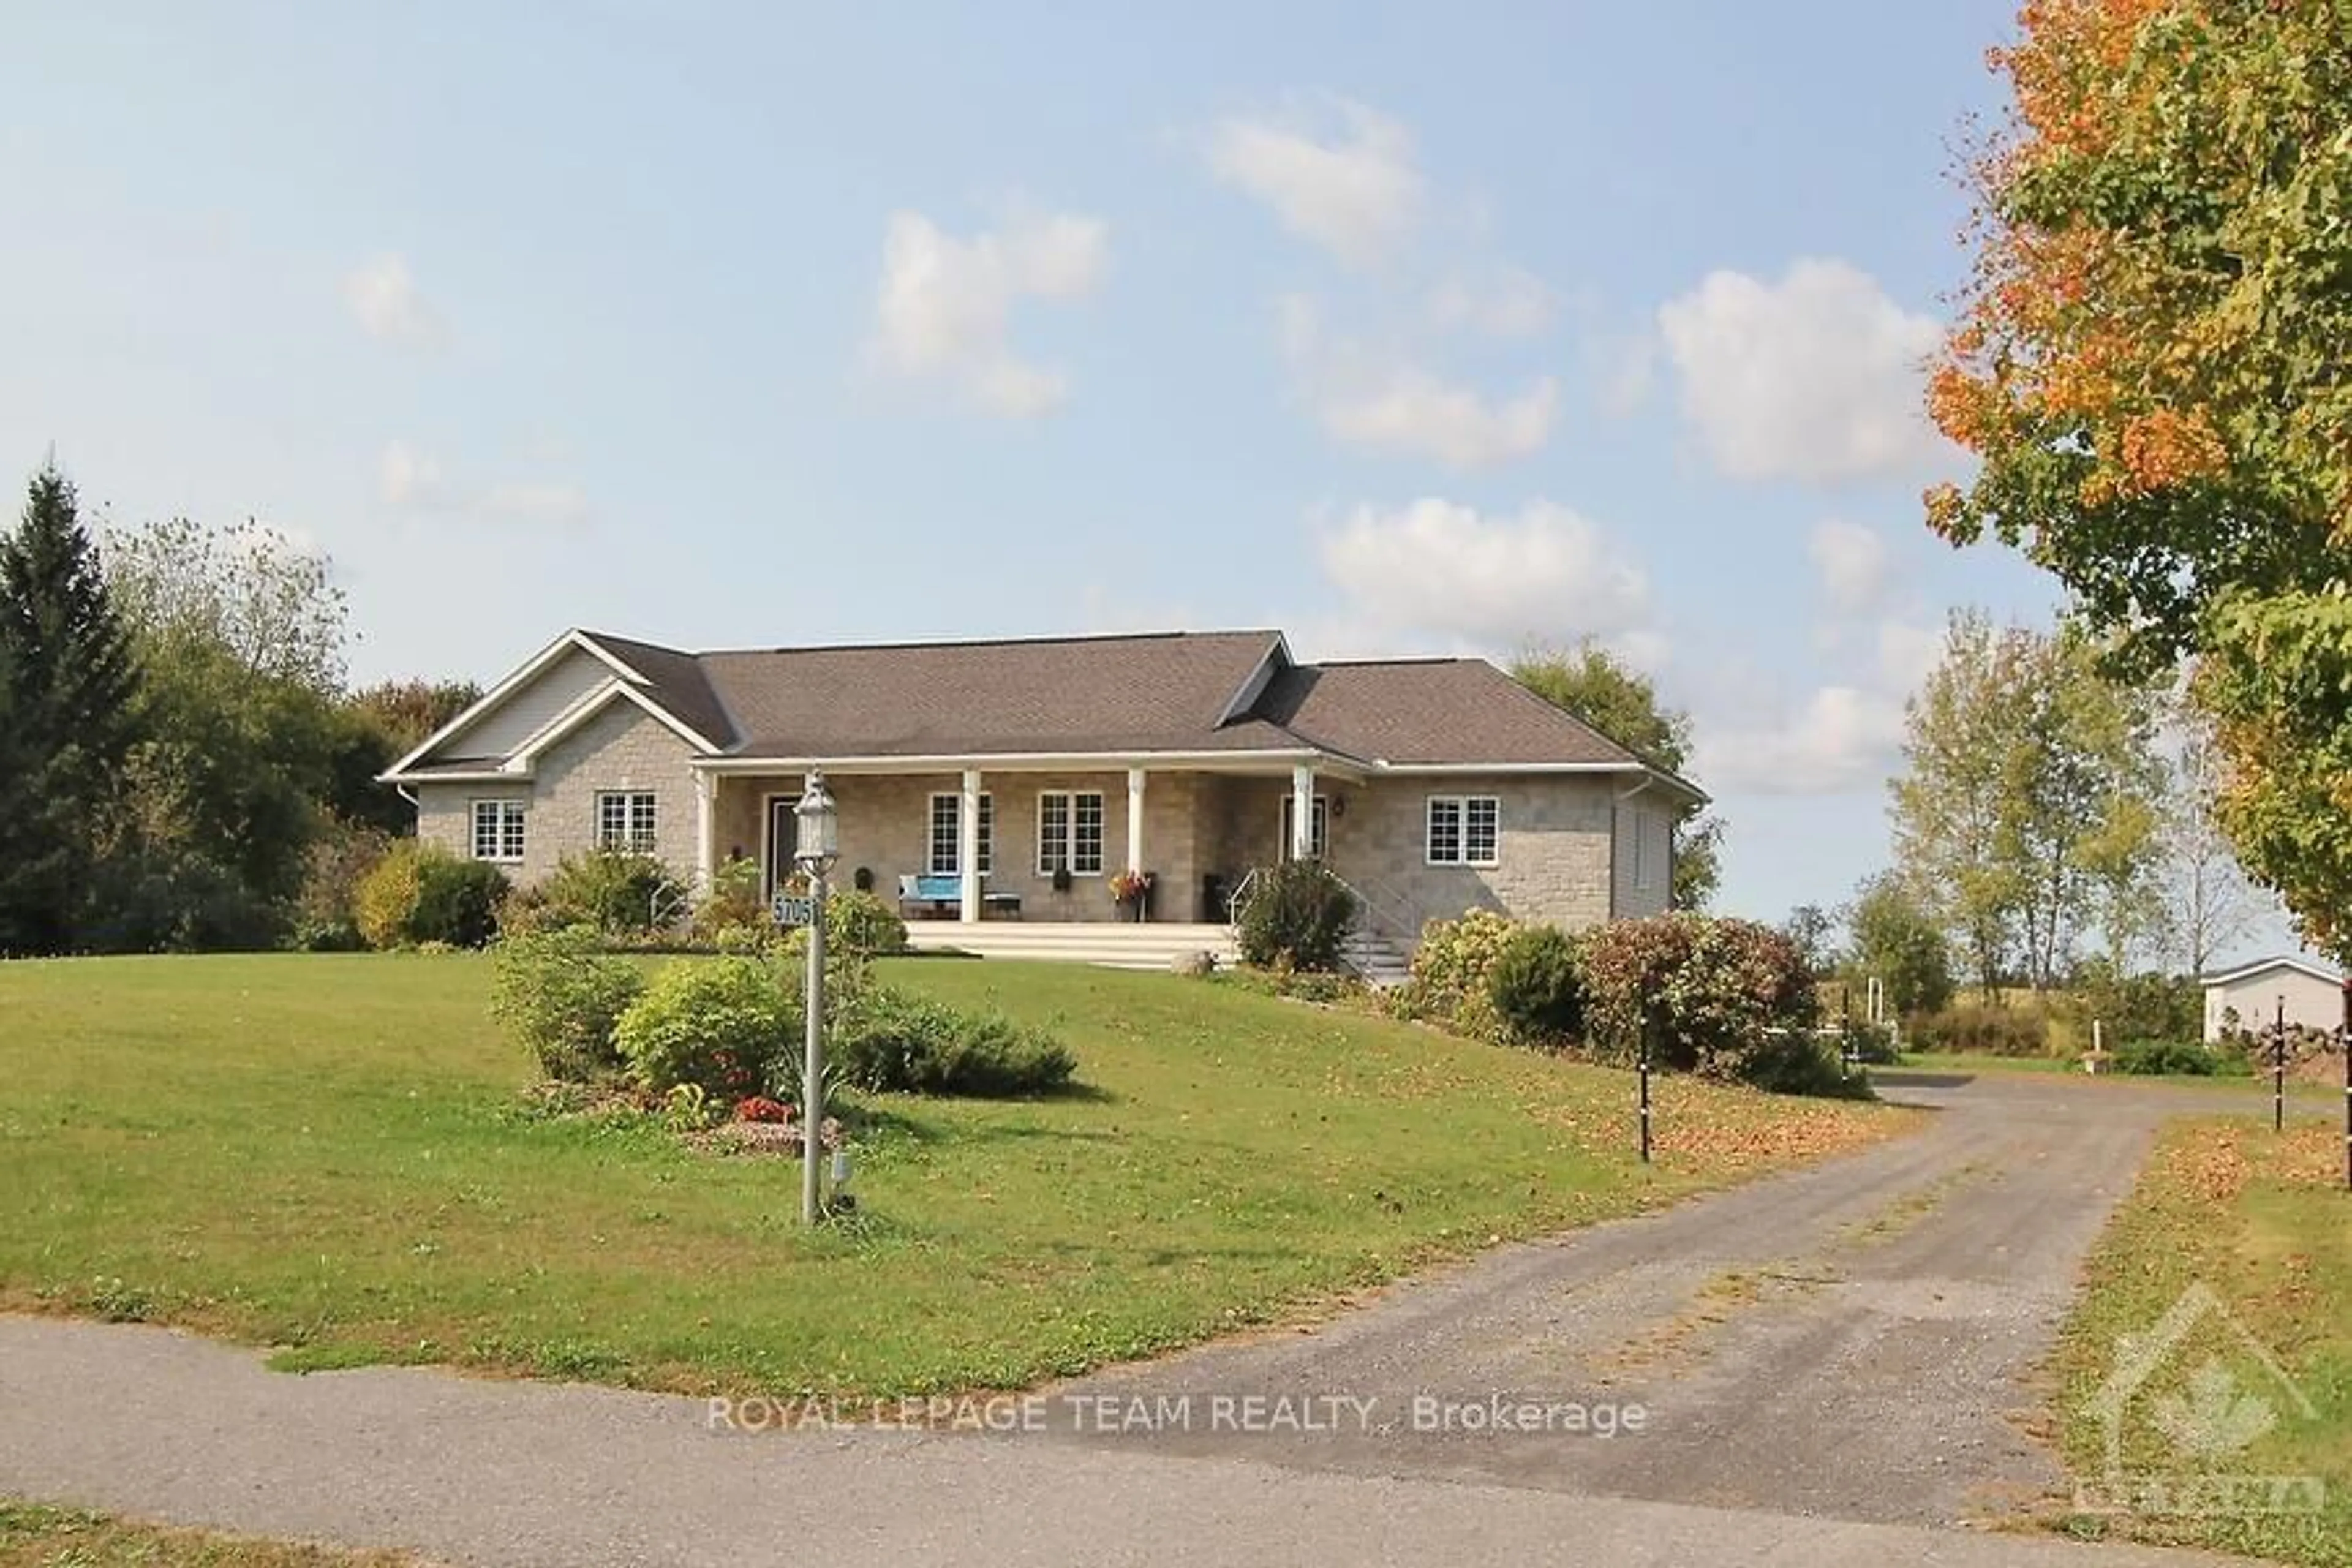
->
xmin=576 ymin=630 xmax=741 ymax=748
xmin=446 ymin=628 xmax=1697 ymax=799
xmin=1254 ymin=658 xmax=1644 ymax=767
xmin=694 ymin=630 xmax=1298 ymax=758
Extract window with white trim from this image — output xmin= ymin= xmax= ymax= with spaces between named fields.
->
xmin=470 ymin=799 xmax=526 ymax=862
xmin=927 ymin=791 xmax=993 ymax=876
xmin=1280 ymin=794 xmax=1329 ymax=861
xmin=1425 ymin=795 xmax=1499 ymax=867
xmin=595 ymin=791 xmax=658 ymax=853
xmin=1037 ymin=790 xmax=1105 ymax=875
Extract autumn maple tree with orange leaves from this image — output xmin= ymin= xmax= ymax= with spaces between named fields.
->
xmin=1930 ymin=0 xmax=2352 ymax=957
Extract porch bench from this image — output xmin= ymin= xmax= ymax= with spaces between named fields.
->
xmin=897 ymin=875 xmax=1021 ymax=920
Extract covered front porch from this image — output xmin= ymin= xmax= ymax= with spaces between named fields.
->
xmin=691 ymin=756 xmax=1344 ymax=926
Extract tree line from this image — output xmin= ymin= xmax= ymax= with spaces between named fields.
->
xmin=1786 ymin=608 xmax=2269 ymax=1016
xmin=0 ymin=464 xmax=478 ymax=954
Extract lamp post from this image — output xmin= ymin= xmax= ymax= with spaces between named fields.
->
xmin=793 ymin=770 xmax=839 ymax=1226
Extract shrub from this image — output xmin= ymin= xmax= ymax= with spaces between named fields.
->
xmin=2114 ymin=1038 xmax=2222 ymax=1077
xmin=823 ymin=889 xmax=909 ymax=957
xmin=833 ymin=986 xmax=1077 ymax=1096
xmin=489 ymin=924 xmax=646 ymax=1080
xmin=613 ymin=957 xmax=793 ymax=1099
xmin=690 ymin=856 xmax=769 ymax=948
xmin=2062 ymin=962 xmax=2200 ymax=1046
xmin=535 ymin=851 xmax=685 ymax=935
xmin=1580 ymin=913 xmax=1818 ymax=1080
xmin=1235 ymin=861 xmax=1356 ymax=972
xmin=1485 ymin=924 xmax=1585 ymax=1046
xmin=412 ymin=855 xmax=508 ymax=948
xmin=294 ymin=820 xmax=390 ymax=949
xmin=1742 ymin=1030 xmax=1875 ymax=1099
xmin=1905 ymin=1002 xmax=2049 ymax=1057
xmin=353 ymin=839 xmax=426 ymax=949
xmin=1839 ymin=1019 xmax=1900 ymax=1065
xmin=1390 ymin=909 xmax=1520 ymax=1037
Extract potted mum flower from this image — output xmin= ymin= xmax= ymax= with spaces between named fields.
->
xmin=1109 ymin=868 xmax=1155 ymax=922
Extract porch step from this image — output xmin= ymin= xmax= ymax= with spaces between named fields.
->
xmin=901 ymin=921 xmax=1240 ymax=973
xmin=1338 ymin=929 xmax=1414 ymax=989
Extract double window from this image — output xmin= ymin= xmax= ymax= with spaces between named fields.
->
xmin=470 ymin=799 xmax=526 ymax=862
xmin=1037 ymin=790 xmax=1105 ymax=876
xmin=927 ymin=792 xmax=995 ymax=876
xmin=1425 ymin=795 xmax=1500 ymax=867
xmin=595 ymin=791 xmax=658 ymax=853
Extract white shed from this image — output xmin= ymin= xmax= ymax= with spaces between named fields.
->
xmin=2199 ymin=956 xmax=2345 ymax=1042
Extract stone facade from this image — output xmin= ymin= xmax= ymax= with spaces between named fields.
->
xmin=415 ymin=703 xmax=699 ymax=884
xmin=420 ymin=744 xmax=1646 ymax=940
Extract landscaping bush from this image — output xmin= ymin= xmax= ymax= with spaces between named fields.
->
xmin=353 ymin=839 xmax=424 ymax=949
xmin=292 ymin=820 xmax=388 ymax=953
xmin=1905 ymin=1001 xmax=2049 ymax=1057
xmin=353 ymin=840 xmax=507 ymax=949
xmin=1387 ymin=908 xmax=1520 ymax=1038
xmin=2114 ymin=1038 xmax=2223 ymax=1077
xmin=689 ymin=856 xmax=770 ymax=949
xmin=533 ymin=851 xmax=685 ymax=935
xmin=1579 ymin=913 xmax=1817 ymax=1080
xmin=1235 ymin=861 xmax=1356 ymax=972
xmin=489 ymin=924 xmax=646 ymax=1080
xmin=612 ymin=956 xmax=793 ymax=1099
xmin=1839 ymin=1019 xmax=1901 ymax=1065
xmin=412 ymin=855 xmax=508 ymax=948
xmin=823 ymin=889 xmax=909 ymax=957
xmin=1741 ymin=1029 xmax=1875 ymax=1099
xmin=833 ymin=985 xmax=1077 ymax=1096
xmin=1484 ymin=924 xmax=1585 ymax=1046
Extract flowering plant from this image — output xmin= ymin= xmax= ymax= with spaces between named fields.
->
xmin=1109 ymin=869 xmax=1155 ymax=903
xmin=734 ymin=1095 xmax=791 ymax=1124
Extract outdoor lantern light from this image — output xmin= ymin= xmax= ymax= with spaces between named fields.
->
xmin=794 ymin=772 xmax=839 ymax=870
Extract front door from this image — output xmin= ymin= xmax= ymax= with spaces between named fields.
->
xmin=1280 ymin=793 xmax=1330 ymax=862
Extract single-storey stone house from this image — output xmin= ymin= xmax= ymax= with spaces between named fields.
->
xmin=380 ymin=627 xmax=1702 ymax=948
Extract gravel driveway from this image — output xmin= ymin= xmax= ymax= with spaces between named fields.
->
xmin=1 ymin=1069 xmax=2274 ymax=1566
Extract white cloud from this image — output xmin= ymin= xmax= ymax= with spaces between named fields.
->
xmin=380 ymin=442 xmax=586 ymax=528
xmin=378 ymin=441 xmax=442 ymax=506
xmin=867 ymin=208 xmax=1108 ymax=417
xmin=1428 ymin=266 xmax=1556 ymax=338
xmin=1281 ymin=298 xmax=1557 ymax=467
xmin=344 ymin=255 xmax=443 ymax=345
xmin=1874 ymin=617 xmax=1943 ymax=692
xmin=1318 ymin=497 xmax=1652 ymax=650
xmin=1809 ymin=518 xmax=1891 ymax=612
xmin=1657 ymin=258 xmax=1947 ymax=483
xmin=1696 ymin=685 xmax=1907 ymax=795
xmin=1205 ymin=95 xmax=1423 ymax=267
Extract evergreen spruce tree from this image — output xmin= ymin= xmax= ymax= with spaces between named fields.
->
xmin=0 ymin=464 xmax=139 ymax=951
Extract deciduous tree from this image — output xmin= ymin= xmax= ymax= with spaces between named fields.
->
xmin=1928 ymin=0 xmax=2352 ymax=957
xmin=1510 ymin=640 xmax=1724 ymax=910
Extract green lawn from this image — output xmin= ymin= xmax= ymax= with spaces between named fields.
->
xmin=0 ymin=1502 xmax=421 ymax=1566
xmin=0 ymin=953 xmax=1907 ymax=1399
xmin=2046 ymin=1117 xmax=2350 ymax=1566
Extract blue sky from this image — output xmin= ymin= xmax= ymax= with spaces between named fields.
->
xmin=1 ymin=1 xmax=2120 ymax=926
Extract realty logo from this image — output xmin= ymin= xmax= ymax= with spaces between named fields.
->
xmin=2079 ymin=1281 xmax=2325 ymax=1517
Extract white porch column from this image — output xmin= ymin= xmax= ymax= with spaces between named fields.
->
xmin=693 ymin=772 xmax=717 ymax=892
xmin=1290 ymin=763 xmax=1317 ymax=861
xmin=959 ymin=768 xmax=982 ymax=924
xmin=1126 ymin=766 xmax=1146 ymax=874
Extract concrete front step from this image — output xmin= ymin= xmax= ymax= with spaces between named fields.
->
xmin=902 ymin=921 xmax=1240 ymax=972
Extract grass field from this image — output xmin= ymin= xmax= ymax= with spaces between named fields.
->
xmin=0 ymin=1501 xmax=420 ymax=1566
xmin=0 ymin=953 xmax=1908 ymax=1400
xmin=2047 ymin=1117 xmax=2350 ymax=1565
